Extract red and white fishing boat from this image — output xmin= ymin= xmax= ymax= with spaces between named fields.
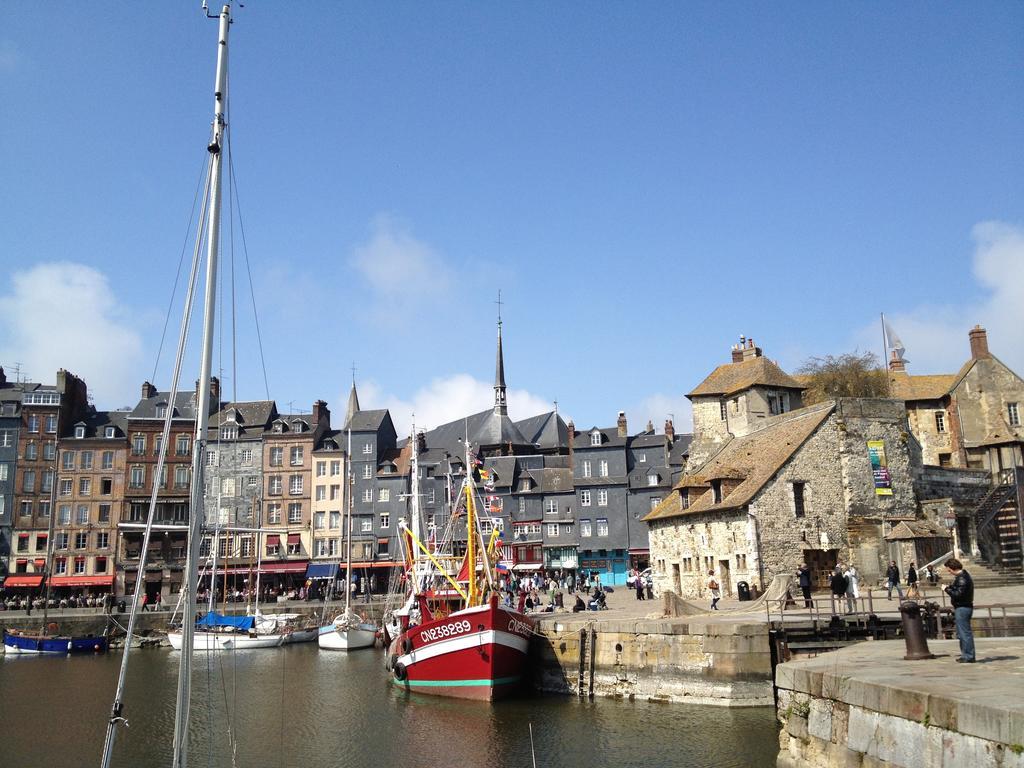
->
xmin=386 ymin=429 xmax=535 ymax=701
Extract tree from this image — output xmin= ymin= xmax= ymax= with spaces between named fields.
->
xmin=797 ymin=351 xmax=888 ymax=405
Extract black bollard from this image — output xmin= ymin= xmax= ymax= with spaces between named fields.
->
xmin=899 ymin=601 xmax=935 ymax=660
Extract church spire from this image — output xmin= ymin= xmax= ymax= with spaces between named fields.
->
xmin=494 ymin=291 xmax=507 ymax=416
xmin=345 ymin=364 xmax=360 ymax=427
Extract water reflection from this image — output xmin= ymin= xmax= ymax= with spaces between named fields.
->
xmin=1 ymin=647 xmax=778 ymax=767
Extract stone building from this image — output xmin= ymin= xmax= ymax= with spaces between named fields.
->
xmin=889 ymin=326 xmax=1024 ymax=473
xmin=202 ymin=400 xmax=276 ymax=589
xmin=51 ymin=410 xmax=128 ymax=598
xmin=5 ymin=369 xmax=90 ymax=592
xmin=259 ymin=401 xmax=330 ymax=592
xmin=118 ymin=380 xmax=211 ymax=601
xmin=646 ymin=339 xmax=923 ymax=599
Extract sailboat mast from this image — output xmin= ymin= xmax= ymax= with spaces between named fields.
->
xmin=172 ymin=6 xmax=230 ymax=768
xmin=344 ymin=427 xmax=353 ymax=613
xmin=409 ymin=424 xmax=421 ymax=587
xmin=465 ymin=443 xmax=476 ymax=607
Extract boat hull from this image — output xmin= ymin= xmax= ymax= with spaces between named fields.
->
xmin=389 ymin=601 xmax=534 ymax=701
xmin=167 ymin=630 xmax=284 ymax=651
xmin=283 ymin=627 xmax=318 ymax=644
xmin=3 ymin=631 xmax=108 ymax=655
xmin=318 ymin=623 xmax=377 ymax=651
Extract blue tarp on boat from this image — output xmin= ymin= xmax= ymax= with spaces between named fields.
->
xmin=305 ymin=562 xmax=339 ymax=579
xmin=196 ymin=612 xmax=255 ymax=630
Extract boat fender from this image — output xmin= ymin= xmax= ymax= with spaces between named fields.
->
xmin=387 ymin=653 xmax=397 ymax=671
xmin=393 ymin=661 xmax=407 ymax=681
xmin=401 ymin=637 xmax=413 ymax=654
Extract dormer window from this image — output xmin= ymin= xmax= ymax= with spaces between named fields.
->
xmin=291 ymin=419 xmax=307 ymax=433
xmin=155 ymin=404 xmax=168 ymax=418
xmin=637 ymin=452 xmax=646 ymax=463
xmin=74 ymin=425 xmax=86 ymax=439
xmin=220 ymin=425 xmax=238 ymax=440
xmin=711 ymin=480 xmax=722 ymax=504
xmin=225 ymin=409 xmax=238 ymax=423
xmin=590 ymin=431 xmax=601 ymax=446
xmin=104 ymin=426 xmax=116 ymax=438
xmin=647 ymin=471 xmax=658 ymax=487
xmin=273 ymin=422 xmax=285 ymax=434
xmin=680 ymin=489 xmax=690 ymax=509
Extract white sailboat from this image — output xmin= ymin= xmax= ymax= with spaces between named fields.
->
xmin=318 ymin=427 xmax=377 ymax=651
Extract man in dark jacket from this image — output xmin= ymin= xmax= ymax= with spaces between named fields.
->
xmin=796 ymin=564 xmax=813 ymax=608
xmin=885 ymin=561 xmax=903 ymax=601
xmin=943 ymin=558 xmax=975 ymax=663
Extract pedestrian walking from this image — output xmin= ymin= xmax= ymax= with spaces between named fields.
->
xmin=706 ymin=570 xmax=721 ymax=610
xmin=645 ymin=573 xmax=654 ymax=601
xmin=796 ymin=564 xmax=813 ymax=608
xmin=141 ymin=593 xmax=149 ymax=613
xmin=154 ymin=592 xmax=162 ymax=611
xmin=907 ymin=562 xmax=920 ymax=598
xmin=635 ymin=576 xmax=645 ymax=601
xmin=943 ymin=558 xmax=976 ymax=663
xmin=885 ymin=561 xmax=904 ymax=601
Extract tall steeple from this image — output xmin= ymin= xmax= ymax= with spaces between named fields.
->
xmin=345 ymin=365 xmax=361 ymax=427
xmin=494 ymin=292 xmax=508 ymax=416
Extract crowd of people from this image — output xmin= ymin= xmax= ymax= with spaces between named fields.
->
xmin=0 ymin=591 xmax=116 ymax=613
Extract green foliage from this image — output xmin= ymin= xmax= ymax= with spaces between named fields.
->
xmin=798 ymin=351 xmax=889 ymax=405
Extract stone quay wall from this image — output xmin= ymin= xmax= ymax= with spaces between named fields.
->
xmin=531 ymin=615 xmax=774 ymax=706
xmin=775 ymin=637 xmax=1024 ymax=768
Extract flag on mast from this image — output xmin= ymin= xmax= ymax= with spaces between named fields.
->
xmin=882 ymin=316 xmax=908 ymax=364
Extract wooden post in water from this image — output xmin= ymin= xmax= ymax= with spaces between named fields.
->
xmin=577 ymin=628 xmax=587 ymax=697
xmin=588 ymin=626 xmax=597 ymax=699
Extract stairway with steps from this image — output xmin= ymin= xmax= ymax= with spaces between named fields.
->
xmin=959 ymin=556 xmax=1024 ymax=588
xmin=971 ymin=478 xmax=1022 ymax=578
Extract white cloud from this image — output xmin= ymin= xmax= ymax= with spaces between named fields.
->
xmin=858 ymin=220 xmax=1024 ymax=375
xmin=350 ymin=215 xmax=452 ymax=314
xmin=358 ymin=374 xmax=552 ymax=438
xmin=0 ymin=263 xmax=143 ymax=407
xmin=626 ymin=393 xmax=693 ymax=435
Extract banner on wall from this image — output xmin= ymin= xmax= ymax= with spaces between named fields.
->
xmin=867 ymin=440 xmax=893 ymax=496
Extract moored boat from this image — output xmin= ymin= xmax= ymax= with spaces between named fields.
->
xmin=167 ymin=611 xmax=284 ymax=651
xmin=3 ymin=629 xmax=108 ymax=655
xmin=388 ymin=594 xmax=533 ymax=700
xmin=318 ymin=610 xmax=377 ymax=651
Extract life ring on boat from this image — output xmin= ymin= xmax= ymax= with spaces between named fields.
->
xmin=401 ymin=637 xmax=413 ymax=655
xmin=393 ymin=661 xmax=407 ymax=681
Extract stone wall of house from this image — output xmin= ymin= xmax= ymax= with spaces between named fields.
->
xmin=747 ymin=414 xmax=849 ymax=584
xmin=906 ymin=401 xmax=955 ymax=467
xmin=956 ymin=357 xmax=1024 ymax=471
xmin=688 ymin=397 xmax=730 ymax=468
xmin=647 ymin=508 xmax=756 ymax=599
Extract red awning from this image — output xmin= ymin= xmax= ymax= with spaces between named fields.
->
xmin=286 ymin=534 xmax=301 ymax=545
xmin=261 ymin=560 xmax=308 ymax=574
xmin=49 ymin=574 xmax=115 ymax=588
xmin=18 ymin=533 xmax=29 ymax=539
xmin=377 ymin=537 xmax=390 ymax=544
xmin=4 ymin=575 xmax=45 ymax=588
xmin=34 ymin=559 xmax=46 ymax=568
xmin=265 ymin=534 xmax=281 ymax=546
xmin=628 ymin=548 xmax=650 ymax=554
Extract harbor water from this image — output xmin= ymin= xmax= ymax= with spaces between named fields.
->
xmin=1 ymin=645 xmax=779 ymax=767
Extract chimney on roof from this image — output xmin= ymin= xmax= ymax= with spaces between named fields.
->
xmin=968 ymin=325 xmax=990 ymax=360
xmin=741 ymin=338 xmax=763 ymax=361
xmin=731 ymin=342 xmax=744 ymax=364
xmin=566 ymin=419 xmax=575 ymax=464
xmin=416 ymin=430 xmax=427 ymax=453
xmin=210 ymin=376 xmax=220 ymax=405
xmin=646 ymin=419 xmax=654 ymax=433
xmin=617 ymin=411 xmax=627 ymax=438
xmin=312 ymin=400 xmax=330 ymax=427
xmin=665 ymin=418 xmax=675 ymax=441
xmin=888 ymin=350 xmax=906 ymax=373
xmin=141 ymin=381 xmax=156 ymax=400
xmin=0 ymin=367 xmax=6 ymax=385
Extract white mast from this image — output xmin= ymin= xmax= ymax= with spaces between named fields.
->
xmin=409 ymin=423 xmax=422 ymax=587
xmin=172 ymin=6 xmax=230 ymax=767
xmin=344 ymin=426 xmax=354 ymax=615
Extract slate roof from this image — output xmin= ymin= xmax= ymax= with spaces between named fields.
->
xmin=515 ymin=411 xmax=569 ymax=452
xmin=627 ymin=466 xmax=671 ymax=489
xmin=644 ymin=402 xmax=835 ymax=522
xmin=474 ymin=409 xmax=530 ymax=448
xmin=630 ymin=433 xmax=666 ymax=449
xmin=687 ymin=356 xmax=805 ymax=398
xmin=70 ymin=410 xmax=129 ymax=439
xmin=206 ymin=400 xmax=277 ymax=439
xmin=524 ymin=467 xmax=574 ymax=494
xmin=130 ymin=389 xmax=199 ymax=420
xmin=574 ymin=427 xmax=628 ymax=449
xmin=344 ymin=409 xmax=390 ymax=432
xmin=668 ymin=435 xmax=692 ymax=466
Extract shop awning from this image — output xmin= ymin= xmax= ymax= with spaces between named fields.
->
xmin=305 ymin=562 xmax=339 ymax=579
xmin=49 ymin=574 xmax=115 ymax=588
xmin=513 ymin=563 xmax=542 ymax=571
xmin=34 ymin=559 xmax=46 ymax=569
xmin=286 ymin=534 xmax=301 ymax=545
xmin=628 ymin=548 xmax=649 ymax=554
xmin=4 ymin=575 xmax=45 ymax=588
xmin=261 ymin=560 xmax=308 ymax=574
xmin=377 ymin=537 xmax=390 ymax=544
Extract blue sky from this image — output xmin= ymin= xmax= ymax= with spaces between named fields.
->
xmin=1 ymin=2 xmax=1022 ymax=436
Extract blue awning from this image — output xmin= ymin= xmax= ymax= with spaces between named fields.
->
xmin=305 ymin=562 xmax=339 ymax=579
xmin=196 ymin=612 xmax=255 ymax=630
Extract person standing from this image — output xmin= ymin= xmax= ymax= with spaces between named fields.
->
xmin=885 ymin=561 xmax=904 ymax=601
xmin=706 ymin=570 xmax=721 ymax=611
xmin=830 ymin=567 xmax=849 ymax=611
xmin=843 ymin=564 xmax=859 ymax=614
xmin=645 ymin=572 xmax=655 ymax=601
xmin=141 ymin=593 xmax=149 ymax=613
xmin=154 ymin=591 xmax=162 ymax=612
xmin=796 ymin=564 xmax=813 ymax=608
xmin=943 ymin=558 xmax=975 ymax=663
xmin=907 ymin=562 xmax=919 ymax=598
xmin=635 ymin=575 xmax=645 ymax=601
